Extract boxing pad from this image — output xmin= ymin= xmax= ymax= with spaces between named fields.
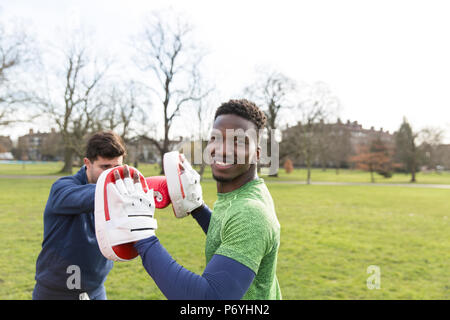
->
xmin=145 ymin=176 xmax=171 ymax=209
xmin=95 ymin=166 xmax=157 ymax=261
xmin=163 ymin=151 xmax=203 ymax=218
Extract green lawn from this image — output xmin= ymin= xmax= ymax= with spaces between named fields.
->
xmin=1 ymin=161 xmax=450 ymax=185
xmin=0 ymin=162 xmax=162 ymax=177
xmin=0 ymin=170 xmax=448 ymax=299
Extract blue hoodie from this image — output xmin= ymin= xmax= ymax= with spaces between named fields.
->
xmin=34 ymin=166 xmax=113 ymax=295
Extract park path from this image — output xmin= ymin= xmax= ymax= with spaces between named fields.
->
xmin=264 ymin=180 xmax=450 ymax=189
xmin=2 ymin=175 xmax=450 ymax=189
xmin=0 ymin=175 xmax=61 ymax=180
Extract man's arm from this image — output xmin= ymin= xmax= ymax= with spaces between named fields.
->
xmin=48 ymin=177 xmax=96 ymax=214
xmin=134 ymin=236 xmax=255 ymax=300
xmin=190 ymin=204 xmax=212 ymax=234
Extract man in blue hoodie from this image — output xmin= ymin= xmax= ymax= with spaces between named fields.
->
xmin=32 ymin=131 xmax=126 ymax=300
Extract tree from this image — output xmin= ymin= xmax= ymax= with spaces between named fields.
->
xmin=417 ymin=126 xmax=444 ymax=171
xmin=394 ymin=118 xmax=420 ymax=182
xmin=283 ymin=158 xmax=294 ymax=174
xmin=294 ymin=82 xmax=340 ymax=184
xmin=94 ymin=81 xmax=145 ymax=142
xmin=133 ymin=11 xmax=209 ymax=173
xmin=244 ymin=69 xmax=296 ymax=176
xmin=191 ymin=95 xmax=215 ymax=179
xmin=350 ymin=138 xmax=397 ymax=183
xmin=38 ymin=37 xmax=109 ymax=173
xmin=0 ymin=19 xmax=37 ymax=126
xmin=96 ymin=81 xmax=148 ymax=166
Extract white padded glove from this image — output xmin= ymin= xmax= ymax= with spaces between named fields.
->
xmin=163 ymin=151 xmax=203 ymax=218
xmin=95 ymin=165 xmax=157 ymax=261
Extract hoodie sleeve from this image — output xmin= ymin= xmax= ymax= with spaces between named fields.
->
xmin=47 ymin=176 xmax=96 ymax=215
xmin=135 ymin=236 xmax=255 ymax=300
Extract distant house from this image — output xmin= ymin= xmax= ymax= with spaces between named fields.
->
xmin=126 ymin=137 xmax=162 ymax=164
xmin=434 ymin=144 xmax=450 ymax=170
xmin=281 ymin=119 xmax=396 ymax=168
xmin=0 ymin=135 xmax=13 ymax=153
xmin=17 ymin=128 xmax=63 ymax=161
xmin=0 ymin=152 xmax=14 ymax=160
xmin=330 ymin=119 xmax=395 ymax=152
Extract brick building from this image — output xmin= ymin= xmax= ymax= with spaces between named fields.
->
xmin=17 ymin=128 xmax=63 ymax=161
xmin=281 ymin=119 xmax=396 ymax=168
xmin=0 ymin=135 xmax=13 ymax=153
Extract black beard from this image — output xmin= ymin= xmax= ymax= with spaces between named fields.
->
xmin=212 ymin=164 xmax=256 ymax=184
xmin=212 ymin=173 xmax=234 ymax=183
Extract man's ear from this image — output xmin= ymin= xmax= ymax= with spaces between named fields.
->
xmin=83 ymin=157 xmax=91 ymax=168
xmin=256 ymin=146 xmax=261 ymax=163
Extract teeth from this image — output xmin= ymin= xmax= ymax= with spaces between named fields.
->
xmin=215 ymin=160 xmax=232 ymax=166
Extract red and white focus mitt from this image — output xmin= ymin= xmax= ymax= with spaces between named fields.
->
xmin=145 ymin=176 xmax=171 ymax=209
xmin=163 ymin=151 xmax=203 ymax=218
xmin=95 ymin=165 xmax=157 ymax=261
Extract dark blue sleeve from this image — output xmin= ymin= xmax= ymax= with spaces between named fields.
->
xmin=48 ymin=177 xmax=96 ymax=215
xmin=134 ymin=236 xmax=255 ymax=300
xmin=191 ymin=204 xmax=212 ymax=234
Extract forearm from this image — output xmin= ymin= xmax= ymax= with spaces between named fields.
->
xmin=50 ymin=181 xmax=96 ymax=214
xmin=134 ymin=236 xmax=254 ymax=300
xmin=135 ymin=236 xmax=214 ymax=299
xmin=190 ymin=204 xmax=212 ymax=234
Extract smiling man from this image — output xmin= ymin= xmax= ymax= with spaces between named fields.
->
xmin=203 ymin=99 xmax=282 ymax=299
xmin=122 ymin=99 xmax=281 ymax=300
xmin=32 ymin=131 xmax=126 ymax=300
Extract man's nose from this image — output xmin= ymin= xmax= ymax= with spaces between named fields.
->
xmin=210 ymin=140 xmax=234 ymax=160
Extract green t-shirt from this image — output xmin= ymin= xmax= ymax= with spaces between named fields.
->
xmin=205 ymin=178 xmax=282 ymax=300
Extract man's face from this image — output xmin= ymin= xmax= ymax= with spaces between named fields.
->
xmin=207 ymin=114 xmax=260 ymax=183
xmin=84 ymin=156 xmax=123 ymax=184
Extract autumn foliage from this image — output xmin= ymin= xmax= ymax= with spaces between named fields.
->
xmin=284 ymin=158 xmax=294 ymax=174
xmin=350 ymin=138 xmax=400 ymax=182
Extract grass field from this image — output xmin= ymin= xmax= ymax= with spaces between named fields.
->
xmin=0 ymin=163 xmax=449 ymax=299
xmin=2 ymin=161 xmax=450 ymax=185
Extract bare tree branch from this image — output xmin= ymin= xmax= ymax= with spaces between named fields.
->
xmin=132 ymin=11 xmax=209 ymax=172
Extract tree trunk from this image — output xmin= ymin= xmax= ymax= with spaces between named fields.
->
xmin=411 ymin=162 xmax=417 ymax=183
xmin=307 ymin=166 xmax=311 ymax=184
xmin=267 ymin=129 xmax=278 ymax=177
xmin=199 ymin=162 xmax=206 ymax=180
xmin=306 ymin=156 xmax=312 ymax=185
xmin=159 ymin=151 xmax=165 ymax=175
xmin=410 ymin=144 xmax=417 ymax=183
xmin=60 ymin=147 xmax=73 ymax=174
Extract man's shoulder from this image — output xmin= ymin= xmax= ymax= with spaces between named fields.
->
xmin=224 ymin=198 xmax=278 ymax=234
xmin=53 ymin=167 xmax=86 ymax=187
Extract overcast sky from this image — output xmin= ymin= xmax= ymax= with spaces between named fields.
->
xmin=2 ymin=0 xmax=450 ymax=142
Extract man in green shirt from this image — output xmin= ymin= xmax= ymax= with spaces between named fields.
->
xmin=203 ymin=99 xmax=282 ymax=299
xmin=106 ymin=99 xmax=281 ymax=299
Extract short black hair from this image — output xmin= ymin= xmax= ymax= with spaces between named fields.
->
xmin=214 ymin=99 xmax=267 ymax=130
xmin=86 ymin=131 xmax=127 ymax=162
